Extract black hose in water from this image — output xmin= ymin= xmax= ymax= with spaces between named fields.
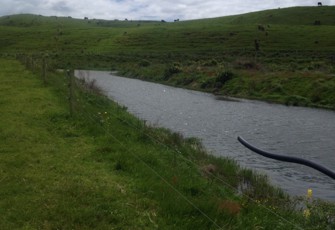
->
xmin=237 ymin=136 xmax=335 ymax=180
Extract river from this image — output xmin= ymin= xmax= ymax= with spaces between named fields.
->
xmin=76 ymin=70 xmax=335 ymax=201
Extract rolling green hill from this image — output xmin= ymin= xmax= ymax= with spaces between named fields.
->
xmin=1 ymin=6 xmax=335 ymax=54
xmin=205 ymin=6 xmax=335 ymax=25
xmin=1 ymin=6 xmax=334 ymax=108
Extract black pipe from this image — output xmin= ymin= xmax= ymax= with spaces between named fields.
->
xmin=237 ymin=136 xmax=335 ymax=180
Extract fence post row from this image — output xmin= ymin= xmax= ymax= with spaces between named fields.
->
xmin=42 ymin=56 xmax=47 ymax=86
xmin=16 ymin=54 xmax=77 ymax=116
xmin=15 ymin=54 xmax=77 ymax=116
xmin=67 ymin=69 xmax=75 ymax=117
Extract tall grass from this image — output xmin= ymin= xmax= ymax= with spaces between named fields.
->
xmin=1 ymin=57 xmax=334 ymax=229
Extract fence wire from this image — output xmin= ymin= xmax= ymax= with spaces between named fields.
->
xmin=12 ymin=54 xmax=311 ymax=229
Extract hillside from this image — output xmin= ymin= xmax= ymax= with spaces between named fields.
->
xmin=205 ymin=6 xmax=335 ymax=25
xmin=1 ymin=6 xmax=335 ymax=54
xmin=0 ymin=6 xmax=334 ymax=108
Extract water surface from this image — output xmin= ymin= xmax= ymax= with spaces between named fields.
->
xmin=76 ymin=70 xmax=335 ymax=201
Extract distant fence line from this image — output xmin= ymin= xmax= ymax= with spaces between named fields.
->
xmin=15 ymin=53 xmax=77 ymax=117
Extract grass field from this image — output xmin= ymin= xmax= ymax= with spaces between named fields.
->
xmin=1 ymin=6 xmax=335 ymax=228
xmin=1 ymin=6 xmax=334 ymax=108
xmin=1 ymin=58 xmax=334 ymax=229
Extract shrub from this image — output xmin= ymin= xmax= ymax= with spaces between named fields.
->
xmin=138 ymin=59 xmax=151 ymax=67
xmin=308 ymin=61 xmax=325 ymax=71
xmin=163 ymin=63 xmax=182 ymax=80
xmin=200 ymin=78 xmax=215 ymax=89
xmin=216 ymin=71 xmax=235 ymax=86
xmin=270 ymin=83 xmax=284 ymax=93
xmin=285 ymin=95 xmax=310 ymax=106
xmin=203 ymin=59 xmax=218 ymax=66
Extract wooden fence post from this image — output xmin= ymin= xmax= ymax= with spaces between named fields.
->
xmin=67 ymin=69 xmax=74 ymax=116
xmin=42 ymin=56 xmax=47 ymax=86
xmin=25 ymin=55 xmax=30 ymax=69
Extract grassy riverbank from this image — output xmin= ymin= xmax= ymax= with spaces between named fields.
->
xmin=1 ymin=6 xmax=335 ymax=109
xmin=1 ymin=58 xmax=335 ymax=229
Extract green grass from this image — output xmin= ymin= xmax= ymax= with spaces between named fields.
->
xmin=0 ymin=59 xmax=149 ymax=229
xmin=2 ymin=6 xmax=334 ymax=109
xmin=2 ymin=58 xmax=334 ymax=229
xmin=1 ymin=6 xmax=335 ymax=228
xmin=1 ymin=7 xmax=335 ymax=54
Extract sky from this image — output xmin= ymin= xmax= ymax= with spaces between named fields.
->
xmin=0 ymin=0 xmax=334 ymax=21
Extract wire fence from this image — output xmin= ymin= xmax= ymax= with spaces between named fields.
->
xmin=11 ymin=53 xmax=335 ymax=229
xmin=72 ymin=72 xmax=304 ymax=229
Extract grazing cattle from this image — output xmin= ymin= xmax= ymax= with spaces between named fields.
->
xmin=314 ymin=20 xmax=321 ymax=25
xmin=318 ymin=2 xmax=322 ymax=6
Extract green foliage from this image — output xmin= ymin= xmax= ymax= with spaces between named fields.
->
xmin=285 ymin=95 xmax=311 ymax=106
xmin=200 ymin=78 xmax=215 ymax=89
xmin=138 ymin=59 xmax=151 ymax=67
xmin=298 ymin=190 xmax=335 ymax=229
xmin=163 ymin=63 xmax=182 ymax=80
xmin=203 ymin=59 xmax=218 ymax=66
xmin=216 ymin=70 xmax=235 ymax=86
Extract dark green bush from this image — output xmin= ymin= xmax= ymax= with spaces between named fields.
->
xmin=200 ymin=78 xmax=215 ymax=89
xmin=163 ymin=63 xmax=182 ymax=80
xmin=203 ymin=59 xmax=218 ymax=66
xmin=138 ymin=59 xmax=151 ymax=67
xmin=285 ymin=95 xmax=310 ymax=106
xmin=216 ymin=71 xmax=235 ymax=86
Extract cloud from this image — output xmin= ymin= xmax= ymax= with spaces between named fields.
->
xmin=51 ymin=1 xmax=73 ymax=13
xmin=0 ymin=0 xmax=334 ymax=20
xmin=0 ymin=0 xmax=44 ymax=15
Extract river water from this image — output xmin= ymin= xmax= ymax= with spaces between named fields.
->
xmin=76 ymin=70 xmax=335 ymax=201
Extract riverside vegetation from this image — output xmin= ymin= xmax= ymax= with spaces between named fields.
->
xmin=1 ymin=6 xmax=335 ymax=108
xmin=1 ymin=6 xmax=335 ymax=229
xmin=1 ymin=57 xmax=335 ymax=229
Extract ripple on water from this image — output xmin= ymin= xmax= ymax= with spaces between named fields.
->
xmin=75 ymin=70 xmax=335 ymax=202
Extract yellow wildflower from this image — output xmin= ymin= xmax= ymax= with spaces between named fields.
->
xmin=303 ymin=209 xmax=311 ymax=218
xmin=307 ymin=189 xmax=313 ymax=199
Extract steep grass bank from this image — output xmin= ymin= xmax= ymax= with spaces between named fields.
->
xmin=1 ymin=59 xmax=335 ymax=229
xmin=116 ymin=56 xmax=335 ymax=109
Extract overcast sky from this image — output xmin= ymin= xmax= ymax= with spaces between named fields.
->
xmin=1 ymin=0 xmax=334 ymax=21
